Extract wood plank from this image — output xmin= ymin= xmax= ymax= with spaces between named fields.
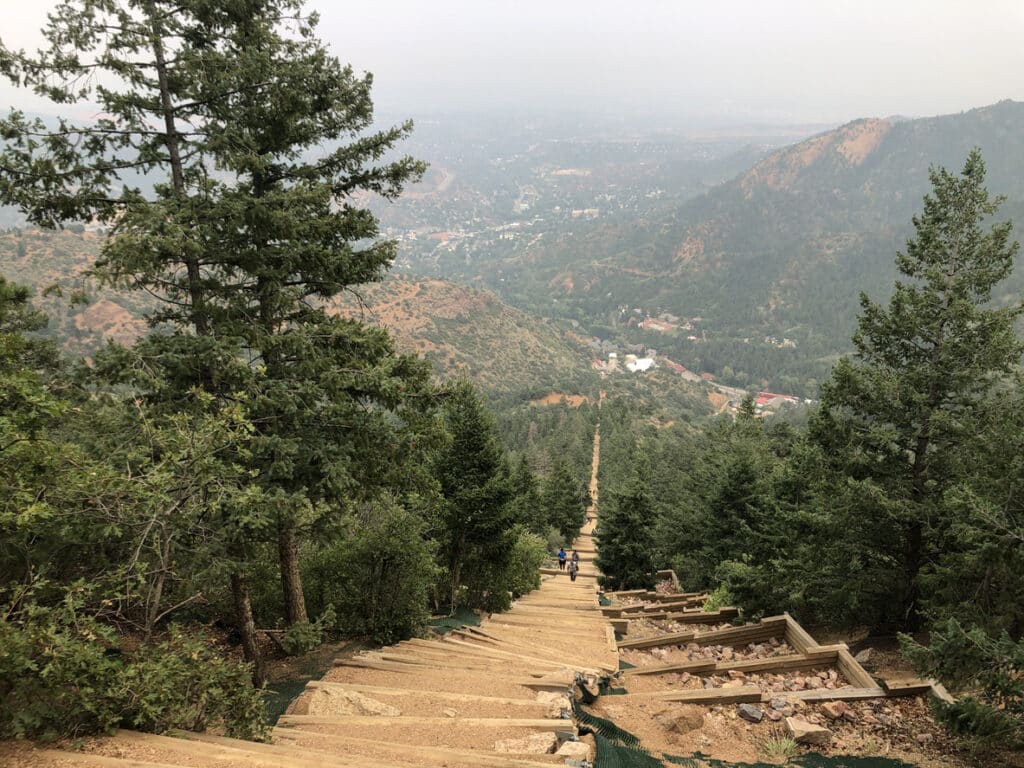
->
xmin=882 ymin=678 xmax=934 ymax=696
xmin=837 ymin=648 xmax=877 ymax=688
xmin=271 ymin=729 xmax=561 ymax=768
xmin=790 ymin=687 xmax=887 ymax=702
xmin=638 ymin=608 xmax=739 ymax=624
xmin=617 ymin=616 xmax=786 ymax=651
xmin=624 ymin=648 xmax=841 ymax=677
xmin=623 ymin=659 xmax=717 ymax=676
xmin=619 ymin=684 xmax=762 ymax=704
xmin=277 ymin=715 xmax=571 ymax=731
xmin=783 ymin=613 xmax=819 ymax=654
xmin=304 ymin=680 xmax=544 ymax=706
xmin=118 ymin=730 xmax=369 ymax=768
xmin=616 ymin=628 xmax=696 ymax=650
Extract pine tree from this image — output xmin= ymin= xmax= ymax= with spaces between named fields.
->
xmin=432 ymin=381 xmax=514 ymax=612
xmin=596 ymin=455 xmax=656 ymax=591
xmin=0 ymin=0 xmax=428 ymax=680
xmin=809 ymin=149 xmax=1023 ymax=629
xmin=541 ymin=459 xmax=587 ymax=543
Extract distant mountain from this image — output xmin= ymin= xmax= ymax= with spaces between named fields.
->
xmin=448 ymin=100 xmax=1024 ymax=394
xmin=0 ymin=228 xmax=597 ymax=397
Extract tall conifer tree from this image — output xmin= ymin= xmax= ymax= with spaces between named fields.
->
xmin=1 ymin=0 xmax=428 ymax=680
xmin=810 ymin=149 xmax=1022 ymax=628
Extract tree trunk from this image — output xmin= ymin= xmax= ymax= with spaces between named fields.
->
xmin=278 ymin=522 xmax=309 ymax=626
xmin=449 ymin=533 xmax=466 ymax=616
xmin=149 ymin=18 xmax=209 ymax=337
xmin=230 ymin=570 xmax=266 ymax=687
xmin=903 ymin=427 xmax=932 ymax=631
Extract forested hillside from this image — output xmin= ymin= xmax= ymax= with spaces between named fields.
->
xmin=595 ymin=152 xmax=1024 ymax=758
xmin=424 ymin=101 xmax=1024 ymax=397
xmin=0 ymin=0 xmax=595 ymax=743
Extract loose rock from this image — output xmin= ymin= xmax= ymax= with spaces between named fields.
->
xmin=556 ymin=740 xmax=592 ymax=760
xmin=656 ymin=704 xmax=706 ymax=734
xmin=494 ymin=733 xmax=558 ymax=754
xmin=738 ymin=703 xmax=763 ymax=723
xmin=787 ymin=717 xmax=833 ymax=746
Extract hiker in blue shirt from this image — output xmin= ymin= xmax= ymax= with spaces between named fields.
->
xmin=557 ymin=547 xmax=567 ymax=570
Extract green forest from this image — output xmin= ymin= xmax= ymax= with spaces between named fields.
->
xmin=0 ymin=0 xmax=588 ymax=742
xmin=595 ymin=151 xmax=1024 ymax=755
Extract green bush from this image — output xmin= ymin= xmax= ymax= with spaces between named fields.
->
xmin=502 ymin=529 xmax=547 ymax=597
xmin=702 ymin=583 xmax=736 ymax=612
xmin=902 ymin=619 xmax=1024 ymax=752
xmin=279 ymin=607 xmax=336 ymax=656
xmin=0 ymin=592 xmax=268 ymax=741
xmin=118 ymin=627 xmax=268 ymax=740
xmin=0 ymin=594 xmax=123 ymax=740
xmin=304 ymin=500 xmax=438 ymax=644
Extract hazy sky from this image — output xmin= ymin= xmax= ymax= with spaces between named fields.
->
xmin=3 ymin=1 xmax=1024 ymax=126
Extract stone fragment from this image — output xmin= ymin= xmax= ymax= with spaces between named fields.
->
xmin=443 ymin=708 xmax=457 ymax=718
xmin=916 ymin=732 xmax=934 ymax=745
xmin=786 ymin=717 xmax=833 ymax=746
xmin=821 ymin=701 xmax=849 ymax=720
xmin=312 ymin=689 xmax=401 ymax=717
xmin=728 ymin=670 xmax=746 ymax=680
xmin=722 ymin=679 xmax=746 ymax=689
xmin=738 ymin=703 xmax=763 ymax=723
xmin=854 ymin=648 xmax=873 ymax=664
xmin=494 ymin=733 xmax=558 ymax=754
xmin=765 ymin=709 xmax=783 ymax=722
xmin=556 ymin=740 xmax=592 ymax=760
xmin=655 ymin=704 xmax=705 ymax=734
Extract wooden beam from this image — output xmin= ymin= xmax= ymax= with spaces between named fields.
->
xmin=619 ymin=684 xmax=762 ymax=704
xmin=783 ymin=613 xmax=819 ymax=654
xmin=790 ymin=686 xmax=887 ymax=702
xmin=271 ymin=728 xmax=565 ymax=768
xmin=610 ymin=618 xmax=629 ymax=634
xmin=617 ymin=616 xmax=786 ymax=651
xmin=882 ymin=678 xmax=933 ymax=696
xmin=837 ymin=648 xmax=877 ymax=689
xmin=305 ymin=681 xmax=549 ymax=706
xmin=623 ymin=659 xmax=717 ymax=676
xmin=277 ymin=715 xmax=572 ymax=731
xmin=624 ymin=647 xmax=842 ymax=677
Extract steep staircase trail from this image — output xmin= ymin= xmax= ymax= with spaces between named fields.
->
xmin=4 ymin=425 xmax=613 ymax=768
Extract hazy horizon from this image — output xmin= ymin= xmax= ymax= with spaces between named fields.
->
xmin=2 ymin=1 xmax=1024 ymax=129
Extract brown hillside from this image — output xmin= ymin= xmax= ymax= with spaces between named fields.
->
xmin=740 ymin=118 xmax=891 ymax=194
xmin=330 ymin=277 xmax=596 ymax=395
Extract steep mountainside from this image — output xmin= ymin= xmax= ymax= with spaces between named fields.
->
xmin=329 ymin=277 xmax=598 ymax=396
xmin=0 ymin=229 xmax=602 ymax=398
xmin=0 ymin=229 xmax=148 ymax=355
xmin=437 ymin=100 xmax=1024 ymax=393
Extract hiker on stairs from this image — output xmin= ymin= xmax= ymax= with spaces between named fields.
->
xmin=568 ymin=557 xmax=578 ymax=582
xmin=558 ymin=547 xmax=567 ymax=570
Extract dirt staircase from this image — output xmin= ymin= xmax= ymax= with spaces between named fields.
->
xmin=5 ymin=429 xmax=613 ymax=768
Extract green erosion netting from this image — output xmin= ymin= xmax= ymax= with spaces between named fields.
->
xmin=664 ymin=756 xmax=918 ymax=768
xmin=619 ymin=659 xmax=637 ymax=670
xmin=575 ymin=702 xmax=642 ymax=747
xmin=599 ymin=680 xmax=628 ymax=696
xmin=599 ymin=594 xmax=613 ymax=606
xmin=428 ymin=606 xmax=482 ymax=634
